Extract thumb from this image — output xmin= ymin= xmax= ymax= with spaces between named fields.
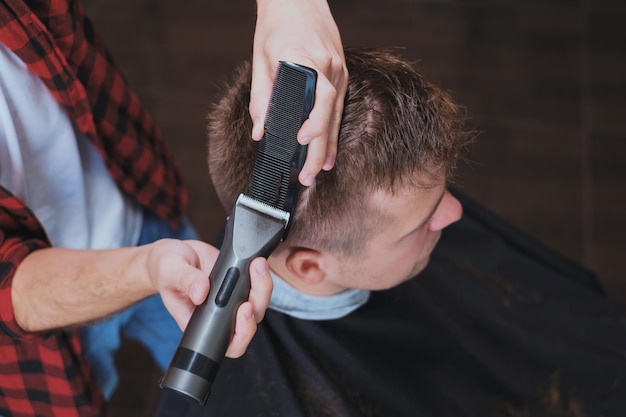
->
xmin=249 ymin=62 xmax=274 ymax=141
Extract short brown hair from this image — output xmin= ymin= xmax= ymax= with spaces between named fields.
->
xmin=207 ymin=47 xmax=472 ymax=255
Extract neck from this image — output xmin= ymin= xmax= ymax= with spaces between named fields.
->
xmin=267 ymin=269 xmax=370 ymax=320
xmin=268 ymin=257 xmax=345 ymax=296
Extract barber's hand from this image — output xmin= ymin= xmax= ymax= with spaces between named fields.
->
xmin=146 ymin=239 xmax=273 ymax=358
xmin=251 ymin=0 xmax=348 ymax=186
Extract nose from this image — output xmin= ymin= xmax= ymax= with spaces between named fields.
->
xmin=428 ymin=191 xmax=462 ymax=231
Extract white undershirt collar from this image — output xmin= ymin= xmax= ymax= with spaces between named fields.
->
xmin=269 ymin=270 xmax=370 ymax=320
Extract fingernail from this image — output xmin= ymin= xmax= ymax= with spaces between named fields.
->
xmin=190 ymin=282 xmax=199 ymax=303
xmin=323 ymin=156 xmax=335 ymax=170
xmin=244 ymin=306 xmax=254 ymax=321
xmin=252 ymin=120 xmax=263 ymax=140
xmin=255 ymin=261 xmax=268 ymax=276
xmin=303 ymin=174 xmax=316 ymax=186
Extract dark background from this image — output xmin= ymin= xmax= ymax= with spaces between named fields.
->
xmin=81 ymin=0 xmax=626 ymax=415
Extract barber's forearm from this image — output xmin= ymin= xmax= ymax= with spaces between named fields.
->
xmin=11 ymin=245 xmax=153 ymax=332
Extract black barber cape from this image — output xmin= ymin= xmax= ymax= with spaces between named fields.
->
xmin=156 ymin=192 xmax=626 ymax=417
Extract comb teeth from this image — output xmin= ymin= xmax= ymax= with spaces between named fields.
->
xmin=265 ymin=68 xmax=310 ymax=140
xmin=249 ymin=62 xmax=316 ymax=211
xmin=249 ymin=140 xmax=290 ymax=208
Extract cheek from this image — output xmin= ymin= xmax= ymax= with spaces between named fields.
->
xmin=405 ymin=229 xmax=439 ymax=257
xmin=423 ymin=230 xmax=442 ymax=254
xmin=399 ymin=231 xmax=441 ymax=274
xmin=340 ymin=231 xmax=442 ymax=291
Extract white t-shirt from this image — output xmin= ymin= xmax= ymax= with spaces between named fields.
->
xmin=0 ymin=42 xmax=142 ymax=250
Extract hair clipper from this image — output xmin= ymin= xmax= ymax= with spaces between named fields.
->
xmin=159 ymin=61 xmax=317 ymax=405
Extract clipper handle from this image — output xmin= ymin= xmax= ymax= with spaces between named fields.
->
xmin=160 ymin=196 xmax=287 ymax=404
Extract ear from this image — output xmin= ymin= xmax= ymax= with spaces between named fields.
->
xmin=285 ymin=248 xmax=325 ymax=285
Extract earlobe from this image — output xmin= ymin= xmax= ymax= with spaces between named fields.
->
xmin=285 ymin=248 xmax=325 ymax=285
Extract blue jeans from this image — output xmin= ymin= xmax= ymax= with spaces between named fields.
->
xmin=79 ymin=210 xmax=199 ymax=400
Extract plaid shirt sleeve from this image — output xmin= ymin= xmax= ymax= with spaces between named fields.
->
xmin=0 ymin=0 xmax=188 ymax=225
xmin=0 ymin=187 xmax=106 ymax=417
xmin=0 ymin=0 xmax=189 ymax=415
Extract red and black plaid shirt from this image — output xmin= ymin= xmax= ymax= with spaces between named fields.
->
xmin=0 ymin=0 xmax=188 ymax=415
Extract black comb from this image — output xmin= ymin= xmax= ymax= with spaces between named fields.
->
xmin=250 ymin=62 xmax=316 ymax=224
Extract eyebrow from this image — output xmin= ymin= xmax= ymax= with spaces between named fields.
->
xmin=400 ymin=190 xmax=446 ymax=240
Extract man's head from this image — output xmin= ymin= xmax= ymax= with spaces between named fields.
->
xmin=208 ymin=47 xmax=472 ymax=294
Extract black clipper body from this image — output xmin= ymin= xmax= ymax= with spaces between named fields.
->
xmin=160 ymin=62 xmax=317 ymax=405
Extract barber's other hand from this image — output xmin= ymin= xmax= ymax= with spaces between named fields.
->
xmin=146 ymin=239 xmax=273 ymax=358
xmin=251 ymin=0 xmax=348 ymax=186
